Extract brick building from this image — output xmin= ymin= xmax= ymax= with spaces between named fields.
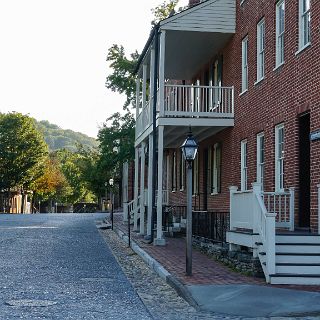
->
xmin=125 ymin=0 xmax=320 ymax=284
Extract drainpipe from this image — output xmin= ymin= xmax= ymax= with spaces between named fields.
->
xmin=151 ymin=25 xmax=160 ymax=243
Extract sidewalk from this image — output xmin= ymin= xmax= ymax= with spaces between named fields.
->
xmin=111 ymin=212 xmax=320 ymax=318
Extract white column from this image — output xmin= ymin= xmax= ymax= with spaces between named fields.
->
xmin=142 ymin=64 xmax=147 ymax=109
xmin=229 ymin=186 xmax=238 ymax=252
xmin=149 ymin=48 xmax=155 ymax=122
xmin=133 ymin=147 xmax=139 ymax=231
xmin=122 ymin=162 xmax=128 ymax=222
xmin=289 ymin=187 xmax=295 ymax=231
xmin=139 ymin=142 xmax=146 ymax=235
xmin=159 ymin=31 xmax=166 ymax=117
xmin=136 ymin=78 xmax=140 ymax=119
xmin=317 ymin=184 xmax=320 ymax=234
xmin=154 ymin=125 xmax=165 ymax=245
xmin=147 ymin=134 xmax=153 ymax=236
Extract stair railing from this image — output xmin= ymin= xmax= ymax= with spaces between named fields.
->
xmin=252 ymin=183 xmax=276 ymax=282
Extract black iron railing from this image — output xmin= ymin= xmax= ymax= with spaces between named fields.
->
xmin=162 ymin=206 xmax=229 ymax=244
xmin=193 ymin=211 xmax=229 ymax=244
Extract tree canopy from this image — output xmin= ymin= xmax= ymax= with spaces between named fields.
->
xmin=0 ymin=112 xmax=48 ymax=191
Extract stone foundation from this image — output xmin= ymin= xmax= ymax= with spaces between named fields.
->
xmin=192 ymin=237 xmax=264 ymax=278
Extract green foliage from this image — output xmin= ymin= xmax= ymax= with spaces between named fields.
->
xmin=96 ymin=112 xmax=135 ymax=196
xmin=151 ymin=0 xmax=180 ymax=25
xmin=105 ymin=44 xmax=140 ymax=109
xmin=36 ymin=120 xmax=98 ymax=152
xmin=0 ymin=112 xmax=48 ymax=190
xmin=56 ymin=148 xmax=96 ymax=203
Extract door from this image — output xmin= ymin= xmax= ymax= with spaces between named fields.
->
xmin=298 ymin=113 xmax=311 ymax=229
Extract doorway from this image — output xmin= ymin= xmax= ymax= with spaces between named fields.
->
xmin=298 ymin=113 xmax=310 ymax=229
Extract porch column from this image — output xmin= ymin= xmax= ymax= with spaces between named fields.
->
xmin=154 ymin=125 xmax=166 ymax=246
xmin=159 ymin=30 xmax=166 ymax=117
xmin=122 ymin=162 xmax=128 ymax=222
xmin=136 ymin=78 xmax=140 ymax=119
xmin=147 ymin=134 xmax=153 ymax=237
xmin=139 ymin=142 xmax=146 ymax=235
xmin=133 ymin=147 xmax=139 ymax=231
xmin=142 ymin=64 xmax=147 ymax=109
xmin=149 ymin=48 xmax=155 ymax=124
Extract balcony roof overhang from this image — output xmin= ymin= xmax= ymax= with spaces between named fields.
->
xmin=135 ymin=0 xmax=235 ymax=79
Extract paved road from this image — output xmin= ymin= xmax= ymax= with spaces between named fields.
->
xmin=0 ymin=213 xmax=151 ymax=320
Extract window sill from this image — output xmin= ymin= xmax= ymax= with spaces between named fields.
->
xmin=295 ymin=42 xmax=311 ymax=56
xmin=239 ymin=89 xmax=248 ymax=97
xmin=254 ymin=77 xmax=265 ymax=86
xmin=171 ymin=190 xmax=176 ymax=193
xmin=179 ymin=188 xmax=184 ymax=192
xmin=273 ymin=62 xmax=285 ymax=71
xmin=210 ymin=192 xmax=219 ymax=196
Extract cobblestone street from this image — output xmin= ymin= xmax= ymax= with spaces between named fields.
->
xmin=100 ymin=226 xmax=320 ymax=320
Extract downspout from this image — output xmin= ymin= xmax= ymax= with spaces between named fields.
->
xmin=151 ymin=25 xmax=160 ymax=243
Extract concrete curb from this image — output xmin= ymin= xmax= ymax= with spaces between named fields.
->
xmin=113 ymin=226 xmax=199 ymax=310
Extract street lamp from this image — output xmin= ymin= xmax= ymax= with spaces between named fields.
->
xmin=38 ymin=200 xmax=41 ymax=214
xmin=180 ymin=128 xmax=198 ymax=276
xmin=109 ymin=178 xmax=114 ymax=230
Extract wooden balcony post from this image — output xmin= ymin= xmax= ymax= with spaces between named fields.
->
xmin=159 ymin=30 xmax=166 ymax=117
xmin=155 ymin=125 xmax=165 ymax=245
xmin=133 ymin=147 xmax=139 ymax=231
xmin=149 ymin=48 xmax=155 ymax=123
xmin=142 ymin=64 xmax=147 ymax=110
xmin=136 ymin=78 xmax=140 ymax=120
xmin=139 ymin=142 xmax=146 ymax=235
xmin=147 ymin=134 xmax=153 ymax=237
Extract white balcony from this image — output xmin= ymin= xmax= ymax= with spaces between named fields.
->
xmin=135 ymin=84 xmax=234 ymax=147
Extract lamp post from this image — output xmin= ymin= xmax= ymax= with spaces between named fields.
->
xmin=180 ymin=128 xmax=198 ymax=276
xmin=38 ymin=200 xmax=41 ymax=214
xmin=109 ymin=178 xmax=114 ymax=230
xmin=55 ymin=202 xmax=58 ymax=213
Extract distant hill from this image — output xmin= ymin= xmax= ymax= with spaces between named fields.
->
xmin=35 ymin=120 xmax=98 ymax=152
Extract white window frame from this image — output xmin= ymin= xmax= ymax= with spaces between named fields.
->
xmin=241 ymin=36 xmax=248 ymax=93
xmin=211 ymin=143 xmax=222 ymax=194
xmin=275 ymin=0 xmax=285 ymax=68
xmin=256 ymin=133 xmax=265 ymax=190
xmin=298 ymin=0 xmax=311 ymax=50
xmin=241 ymin=140 xmax=248 ymax=191
xmin=256 ymin=19 xmax=265 ymax=82
xmin=275 ymin=124 xmax=285 ymax=191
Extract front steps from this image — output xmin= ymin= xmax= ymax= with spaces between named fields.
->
xmin=269 ymin=233 xmax=320 ymax=285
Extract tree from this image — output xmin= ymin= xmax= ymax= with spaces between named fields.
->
xmin=0 ymin=112 xmax=48 ymax=192
xmin=31 ymin=155 xmax=72 ymax=204
xmin=97 ymin=112 xmax=135 ymax=198
xmin=151 ymin=0 xmax=180 ymax=25
xmin=105 ymin=45 xmax=140 ymax=110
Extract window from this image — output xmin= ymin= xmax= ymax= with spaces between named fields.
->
xmin=211 ymin=143 xmax=222 ymax=194
xmin=257 ymin=19 xmax=265 ymax=81
xmin=276 ymin=0 xmax=285 ymax=67
xmin=275 ymin=124 xmax=285 ymax=191
xmin=179 ymin=150 xmax=185 ymax=191
xmin=242 ymin=36 xmax=248 ymax=92
xmin=171 ymin=151 xmax=177 ymax=192
xmin=241 ymin=140 xmax=248 ymax=191
xmin=257 ymin=133 xmax=265 ymax=189
xmin=299 ymin=0 xmax=311 ymax=49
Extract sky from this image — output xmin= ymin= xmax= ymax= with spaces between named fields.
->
xmin=0 ymin=0 xmax=188 ymax=138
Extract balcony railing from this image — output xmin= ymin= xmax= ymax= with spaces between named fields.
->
xmin=136 ymin=84 xmax=234 ymax=139
xmin=164 ymin=84 xmax=234 ymax=116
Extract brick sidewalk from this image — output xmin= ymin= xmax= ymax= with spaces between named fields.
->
xmin=112 ymin=212 xmax=320 ymax=292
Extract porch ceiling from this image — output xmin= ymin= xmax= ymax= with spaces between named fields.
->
xmin=164 ymin=30 xmax=233 ymax=79
xmin=163 ymin=124 xmax=230 ymax=148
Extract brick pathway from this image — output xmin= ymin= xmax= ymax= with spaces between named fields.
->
xmin=112 ymin=212 xmax=320 ymax=292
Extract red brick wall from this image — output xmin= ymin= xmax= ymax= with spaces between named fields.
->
xmin=164 ymin=0 xmax=320 ymax=231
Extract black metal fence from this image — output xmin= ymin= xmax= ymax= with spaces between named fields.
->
xmin=162 ymin=206 xmax=229 ymax=244
xmin=193 ymin=211 xmax=229 ymax=244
